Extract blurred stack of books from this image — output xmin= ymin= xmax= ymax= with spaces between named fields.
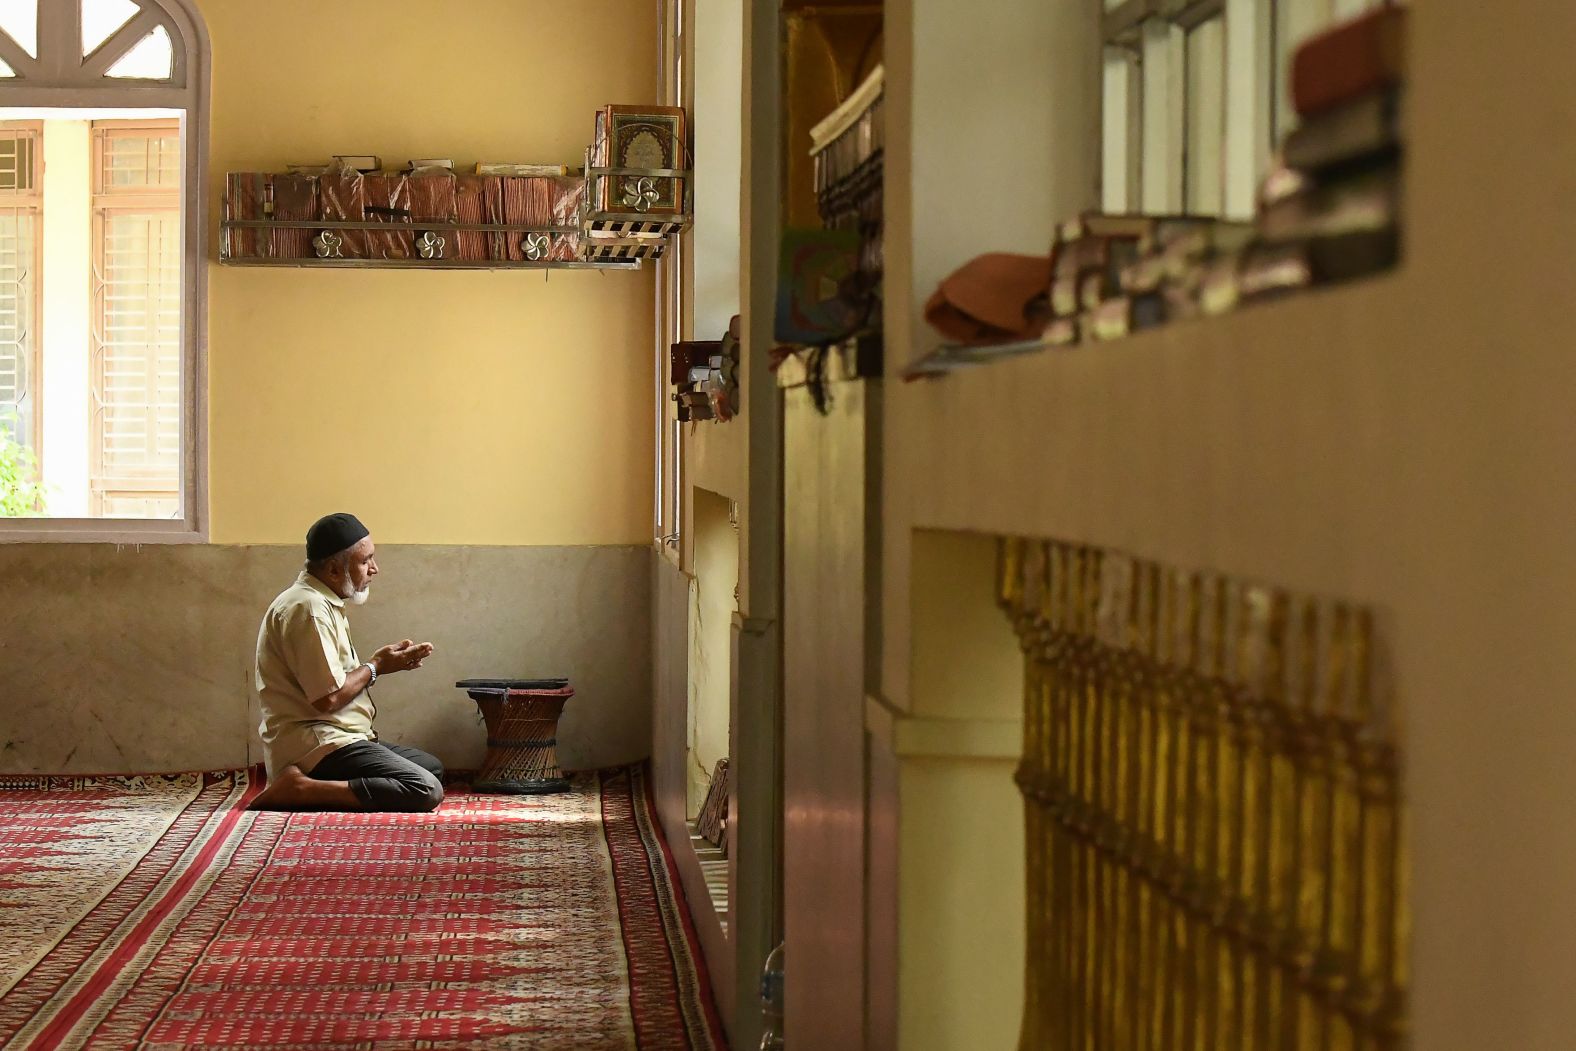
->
xmin=910 ymin=5 xmax=1406 ymax=379
xmin=1047 ymin=4 xmax=1405 ymax=346
xmin=772 ymin=63 xmax=885 ymax=388
xmin=1041 ymin=214 xmax=1252 ymax=344
xmin=1232 ymin=2 xmax=1404 ymax=308
xmin=810 ymin=65 xmax=885 ymax=293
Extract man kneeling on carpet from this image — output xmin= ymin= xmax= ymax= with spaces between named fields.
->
xmin=250 ymin=512 xmax=444 ymax=813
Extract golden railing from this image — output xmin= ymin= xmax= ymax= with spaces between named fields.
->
xmin=998 ymin=538 xmax=1408 ymax=1051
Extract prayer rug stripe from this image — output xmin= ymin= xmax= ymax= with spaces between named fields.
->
xmin=603 ymin=766 xmax=727 ymax=1048
xmin=0 ymin=766 xmax=723 ymax=1050
xmin=0 ymin=772 xmax=245 ymax=1033
xmin=26 ymin=774 xmax=263 ymax=1050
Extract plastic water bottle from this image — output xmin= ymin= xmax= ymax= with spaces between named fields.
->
xmin=759 ymin=942 xmax=785 ymax=1050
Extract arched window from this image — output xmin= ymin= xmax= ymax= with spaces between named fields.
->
xmin=0 ymin=0 xmax=208 ymax=540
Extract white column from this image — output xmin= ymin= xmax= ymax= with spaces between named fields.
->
xmin=1224 ymin=0 xmax=1270 ymax=220
xmin=1185 ymin=16 xmax=1227 ymax=216
xmin=1140 ymin=18 xmax=1184 ymax=214
xmin=1102 ymin=48 xmax=1136 ymax=214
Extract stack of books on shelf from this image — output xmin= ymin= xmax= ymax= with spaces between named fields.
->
xmin=1040 ymin=214 xmax=1245 ymax=344
xmin=1231 ymin=2 xmax=1406 ymax=309
xmin=583 ymin=104 xmax=690 ymax=262
xmin=224 ymin=102 xmax=692 ymax=267
xmin=810 ymin=64 xmax=884 ymax=291
xmin=475 ymin=162 xmax=573 ymax=177
xmin=669 ymin=316 xmax=740 ymax=423
xmin=225 ymin=159 xmax=584 ymax=263
xmin=910 ymin=6 xmax=1405 ymax=378
xmin=670 ymin=340 xmax=720 ymax=421
xmin=1116 ymin=219 xmax=1255 ymax=331
xmin=1047 ymin=214 xmax=1177 ymax=344
xmin=1046 ymin=214 xmax=1142 ymax=345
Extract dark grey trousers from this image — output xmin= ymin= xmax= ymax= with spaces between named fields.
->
xmin=310 ymin=740 xmax=446 ymax=813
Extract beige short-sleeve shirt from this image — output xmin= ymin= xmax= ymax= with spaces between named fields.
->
xmin=254 ymin=569 xmax=376 ymax=777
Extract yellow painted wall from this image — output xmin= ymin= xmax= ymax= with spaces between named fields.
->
xmin=897 ymin=756 xmax=1025 ymax=1051
xmin=885 ymin=530 xmax=1026 ymax=1046
xmin=909 ymin=530 xmax=1020 ymax=723
xmin=199 ymin=0 xmax=659 ymax=544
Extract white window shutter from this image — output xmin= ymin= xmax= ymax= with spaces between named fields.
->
xmin=91 ymin=120 xmax=180 ymax=518
xmin=0 ymin=122 xmax=39 ymax=449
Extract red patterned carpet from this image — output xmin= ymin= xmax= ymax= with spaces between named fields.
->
xmin=0 ymin=767 xmax=723 ymax=1050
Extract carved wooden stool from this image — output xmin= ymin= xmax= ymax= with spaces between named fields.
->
xmin=456 ymin=678 xmax=574 ymax=794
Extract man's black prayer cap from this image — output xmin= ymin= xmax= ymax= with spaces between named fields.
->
xmin=306 ymin=512 xmax=370 ymax=560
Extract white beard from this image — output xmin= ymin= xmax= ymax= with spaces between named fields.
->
xmin=346 ymin=585 xmax=371 ymax=606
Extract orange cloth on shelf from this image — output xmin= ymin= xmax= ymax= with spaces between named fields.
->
xmin=923 ymin=252 xmax=1052 ymax=344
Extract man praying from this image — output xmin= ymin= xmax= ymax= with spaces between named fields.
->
xmin=250 ymin=512 xmax=444 ymax=812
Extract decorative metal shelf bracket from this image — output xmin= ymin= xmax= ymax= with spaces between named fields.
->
xmin=583 ymin=165 xmax=694 ymax=224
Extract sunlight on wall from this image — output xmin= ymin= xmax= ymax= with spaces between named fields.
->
xmin=687 ymin=487 xmax=736 ymax=815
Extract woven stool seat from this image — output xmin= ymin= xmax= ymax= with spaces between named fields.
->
xmin=457 ymin=679 xmax=575 ymax=794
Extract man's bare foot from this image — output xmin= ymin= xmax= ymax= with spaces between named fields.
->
xmin=250 ymin=765 xmax=361 ymax=811
xmin=250 ymin=765 xmax=307 ymax=809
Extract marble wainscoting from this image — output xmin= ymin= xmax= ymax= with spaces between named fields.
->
xmin=0 ymin=544 xmax=651 ymax=775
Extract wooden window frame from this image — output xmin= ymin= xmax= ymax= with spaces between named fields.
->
xmin=0 ymin=0 xmax=209 ymax=543
xmin=655 ymin=0 xmax=692 ymax=556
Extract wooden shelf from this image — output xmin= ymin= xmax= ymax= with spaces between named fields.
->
xmin=901 ymin=257 xmax=1400 ymax=381
xmin=899 ymin=336 xmax=1047 ymax=380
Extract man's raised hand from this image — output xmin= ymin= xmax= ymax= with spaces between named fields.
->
xmin=372 ymin=639 xmax=436 ymax=674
